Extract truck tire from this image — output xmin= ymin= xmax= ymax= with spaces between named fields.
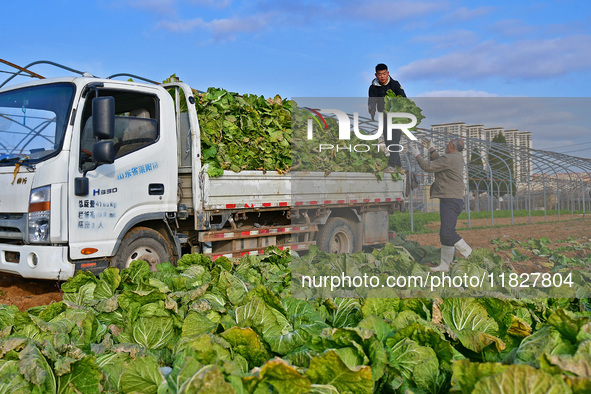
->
xmin=317 ymin=217 xmax=359 ymax=254
xmin=112 ymin=227 xmax=174 ymax=271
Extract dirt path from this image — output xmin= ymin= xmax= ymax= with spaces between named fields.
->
xmin=408 ymin=216 xmax=591 ymax=250
xmin=0 ymin=274 xmax=63 ymax=311
xmin=424 ymin=213 xmax=587 ymax=233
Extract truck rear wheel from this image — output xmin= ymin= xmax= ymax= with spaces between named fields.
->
xmin=317 ymin=217 xmax=359 ymax=254
xmin=112 ymin=227 xmax=174 ymax=271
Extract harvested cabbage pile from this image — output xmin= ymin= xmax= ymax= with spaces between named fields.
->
xmin=166 ymin=75 xmax=423 ymax=178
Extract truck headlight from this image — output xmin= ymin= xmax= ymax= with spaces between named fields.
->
xmin=28 ymin=186 xmax=51 ymax=243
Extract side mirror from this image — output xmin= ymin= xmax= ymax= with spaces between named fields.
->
xmin=92 ymin=97 xmax=115 ymax=140
xmin=76 ymin=97 xmax=115 ymax=196
xmin=75 ymin=141 xmax=113 ymax=196
xmin=93 ymin=141 xmax=114 ymax=164
xmin=74 ymin=177 xmax=89 ymax=196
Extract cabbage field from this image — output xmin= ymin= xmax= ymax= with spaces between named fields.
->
xmin=0 ymin=237 xmax=590 ymax=393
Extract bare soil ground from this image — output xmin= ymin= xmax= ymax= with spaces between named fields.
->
xmin=408 ymin=216 xmax=591 ymax=274
xmin=1 ymin=216 xmax=589 ymax=311
xmin=0 ymin=274 xmax=63 ymax=311
xmin=410 ymin=215 xmax=590 ymax=250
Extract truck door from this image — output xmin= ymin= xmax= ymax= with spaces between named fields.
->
xmin=68 ymin=86 xmax=177 ymax=264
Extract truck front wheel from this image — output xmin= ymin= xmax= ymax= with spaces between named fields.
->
xmin=112 ymin=227 xmax=174 ymax=271
xmin=317 ymin=217 xmax=359 ymax=254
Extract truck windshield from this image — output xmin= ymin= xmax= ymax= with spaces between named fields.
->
xmin=0 ymin=82 xmax=75 ymax=165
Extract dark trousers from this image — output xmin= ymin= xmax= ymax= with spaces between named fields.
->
xmin=440 ymin=198 xmax=464 ymax=246
xmin=386 ymin=129 xmax=402 ymax=167
xmin=381 ymin=112 xmax=402 ymax=167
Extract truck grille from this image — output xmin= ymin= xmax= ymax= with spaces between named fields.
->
xmin=0 ymin=214 xmax=24 ymax=220
xmin=0 ymin=213 xmax=26 ymax=242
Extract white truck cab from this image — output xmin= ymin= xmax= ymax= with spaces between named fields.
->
xmin=0 ymin=76 xmax=178 ymax=278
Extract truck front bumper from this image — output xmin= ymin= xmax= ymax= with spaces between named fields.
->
xmin=0 ymin=244 xmax=75 ymax=280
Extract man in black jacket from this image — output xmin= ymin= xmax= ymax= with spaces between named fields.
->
xmin=368 ymin=63 xmax=406 ymax=170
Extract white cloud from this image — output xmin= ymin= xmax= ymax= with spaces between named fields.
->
xmin=397 ymin=35 xmax=591 ymax=81
xmin=189 ymin=0 xmax=232 ymax=7
xmin=441 ymin=6 xmax=494 ymax=22
xmin=158 ymin=12 xmax=274 ymax=39
xmin=490 ymin=19 xmax=537 ymax=37
xmin=157 ymin=19 xmax=202 ymax=32
xmin=123 ymin=0 xmax=232 ymax=13
xmin=148 ymin=1 xmax=456 ymax=43
xmin=417 ymin=89 xmax=499 ymax=97
xmin=339 ymin=0 xmax=449 ymax=22
xmin=411 ymin=29 xmax=479 ymax=49
xmin=125 ymin=0 xmax=177 ymax=14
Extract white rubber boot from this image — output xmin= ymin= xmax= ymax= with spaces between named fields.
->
xmin=454 ymin=239 xmax=472 ymax=258
xmin=431 ymin=245 xmax=455 ymax=272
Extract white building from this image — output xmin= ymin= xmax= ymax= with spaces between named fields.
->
xmin=430 ymin=122 xmax=533 ymax=184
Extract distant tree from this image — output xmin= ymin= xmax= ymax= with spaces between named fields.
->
xmin=488 ymin=133 xmax=516 ymax=196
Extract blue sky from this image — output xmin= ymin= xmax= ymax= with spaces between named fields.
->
xmin=3 ymin=0 xmax=591 ymax=157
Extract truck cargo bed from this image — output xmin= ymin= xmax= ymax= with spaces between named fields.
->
xmin=179 ymin=169 xmax=405 ymax=212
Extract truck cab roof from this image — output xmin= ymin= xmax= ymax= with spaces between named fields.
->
xmin=0 ymin=76 xmax=166 ymax=95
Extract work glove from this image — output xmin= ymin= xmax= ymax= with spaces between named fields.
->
xmin=422 ymin=138 xmax=434 ymax=151
xmin=408 ymin=145 xmax=420 ymax=158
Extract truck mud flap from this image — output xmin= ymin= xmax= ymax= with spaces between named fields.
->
xmin=74 ymin=259 xmax=110 ymax=275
